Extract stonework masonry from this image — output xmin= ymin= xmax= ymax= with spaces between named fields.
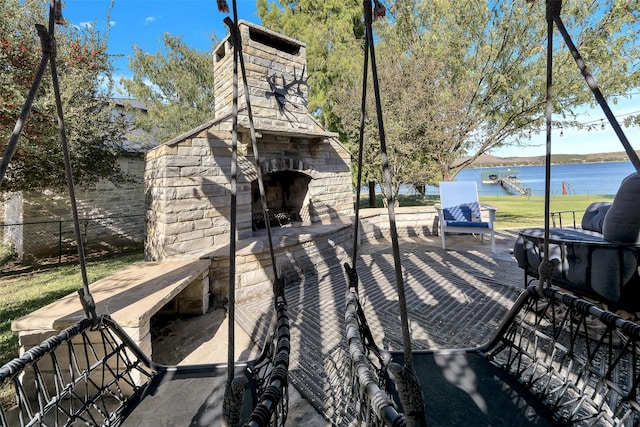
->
xmin=1 ymin=155 xmax=145 ymax=259
xmin=145 ymin=21 xmax=355 ymax=301
xmin=213 ymin=22 xmax=310 ymax=128
xmin=144 ymin=119 xmax=354 ymax=260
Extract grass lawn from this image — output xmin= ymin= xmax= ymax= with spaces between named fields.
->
xmin=482 ymin=193 xmax=614 ymax=229
xmin=0 ymin=252 xmax=144 ymax=367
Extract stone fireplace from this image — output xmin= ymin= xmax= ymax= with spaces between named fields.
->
xmin=144 ymin=21 xmax=354 ymax=299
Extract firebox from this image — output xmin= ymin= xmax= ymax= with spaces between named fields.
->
xmin=252 ymin=171 xmax=312 ymax=230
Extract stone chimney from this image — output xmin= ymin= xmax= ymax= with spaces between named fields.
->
xmin=213 ymin=21 xmax=312 ymax=131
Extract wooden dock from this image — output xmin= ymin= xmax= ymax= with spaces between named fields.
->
xmin=481 ymin=170 xmax=532 ymax=196
xmin=499 ymin=176 xmax=532 ymax=196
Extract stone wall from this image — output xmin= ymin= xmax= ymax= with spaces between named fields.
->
xmin=144 ymin=120 xmax=354 ymax=261
xmin=145 ymin=123 xmax=237 ymax=261
xmin=1 ymin=155 xmax=145 ymax=259
xmin=358 ymin=207 xmax=439 ymax=243
xmin=19 ymin=156 xmax=145 ymax=221
xmin=207 ymin=222 xmax=354 ymax=303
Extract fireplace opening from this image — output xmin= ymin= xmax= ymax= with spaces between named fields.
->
xmin=251 ymin=170 xmax=311 ymax=230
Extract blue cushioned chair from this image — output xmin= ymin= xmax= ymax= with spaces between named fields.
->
xmin=435 ymin=181 xmax=497 ymax=252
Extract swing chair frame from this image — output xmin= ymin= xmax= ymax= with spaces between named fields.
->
xmin=345 ymin=0 xmax=640 ymax=425
xmin=0 ymin=299 xmax=290 ymax=426
xmin=0 ymin=1 xmax=290 ymax=426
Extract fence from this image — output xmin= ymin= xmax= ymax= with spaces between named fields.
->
xmin=0 ymin=214 xmax=145 ymax=272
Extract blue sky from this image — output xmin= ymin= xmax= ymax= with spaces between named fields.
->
xmin=497 ymin=95 xmax=640 ymax=158
xmin=60 ymin=0 xmax=639 ymax=158
xmin=62 ymin=0 xmax=260 ymax=77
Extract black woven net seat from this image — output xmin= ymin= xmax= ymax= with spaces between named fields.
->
xmin=1 ymin=295 xmax=289 ymax=427
xmin=346 ymin=285 xmax=640 ymax=426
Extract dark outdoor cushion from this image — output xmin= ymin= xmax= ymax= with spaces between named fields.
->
xmin=443 ymin=203 xmax=478 ymax=222
xmin=513 ymin=228 xmax=566 ymax=279
xmin=581 ymin=202 xmax=611 ymax=233
xmin=515 ymin=173 xmax=640 ymax=311
xmin=603 ymin=173 xmax=640 ymax=244
xmin=513 ymin=227 xmax=640 ymax=310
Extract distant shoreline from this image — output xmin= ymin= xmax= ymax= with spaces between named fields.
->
xmin=467 ymin=150 xmax=637 ymax=168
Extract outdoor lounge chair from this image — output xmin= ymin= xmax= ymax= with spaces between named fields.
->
xmin=435 ymin=181 xmax=497 ymax=253
xmin=513 ymin=173 xmax=640 ymax=313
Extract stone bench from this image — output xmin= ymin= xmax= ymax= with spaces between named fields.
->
xmin=12 ymin=259 xmax=211 ymax=359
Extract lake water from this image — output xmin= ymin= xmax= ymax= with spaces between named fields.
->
xmin=459 ymin=161 xmax=637 ymax=197
xmin=387 ymin=161 xmax=638 ymax=197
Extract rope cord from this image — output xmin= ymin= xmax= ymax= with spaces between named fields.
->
xmin=362 ymin=1 xmax=426 ymax=423
xmin=225 ymin=0 xmax=240 ymax=386
xmin=49 ymin=35 xmax=94 ymax=322
xmin=540 ymin=0 xmax=557 ymax=289
xmin=552 ymin=12 xmax=640 ymax=174
xmin=223 ymin=16 xmax=280 ymax=283
xmin=217 ymin=4 xmax=290 ymax=424
xmin=0 ymin=1 xmax=96 ymax=321
xmin=0 ymin=36 xmax=49 ymax=183
xmin=223 ymin=0 xmax=284 ymax=390
xmin=363 ymin=0 xmax=415 ymax=374
xmin=349 ymin=35 xmax=370 ymax=267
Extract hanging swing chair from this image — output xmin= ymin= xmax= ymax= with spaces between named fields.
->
xmin=345 ymin=0 xmax=640 ymax=425
xmin=0 ymin=1 xmax=289 ymax=426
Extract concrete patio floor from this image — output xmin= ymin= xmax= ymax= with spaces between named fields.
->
xmin=151 ymin=229 xmax=524 ymax=425
xmin=151 ymin=307 xmax=327 ymax=425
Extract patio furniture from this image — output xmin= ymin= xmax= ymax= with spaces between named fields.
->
xmin=435 ymin=181 xmax=497 ymax=253
xmin=514 ymin=173 xmax=640 ymax=313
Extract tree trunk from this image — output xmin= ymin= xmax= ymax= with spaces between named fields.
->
xmin=368 ymin=181 xmax=376 ymax=208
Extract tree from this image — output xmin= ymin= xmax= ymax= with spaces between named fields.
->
xmin=120 ymin=34 xmax=217 ymax=144
xmin=0 ymin=0 xmax=129 ymax=192
xmin=333 ymin=40 xmax=472 ymax=198
xmin=380 ymin=0 xmax=640 ymax=184
xmin=332 ymin=49 xmax=436 ymax=200
xmin=261 ymin=0 xmax=640 ymax=193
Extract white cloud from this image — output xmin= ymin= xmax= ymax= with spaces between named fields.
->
xmin=109 ymin=20 xmax=116 ymax=27
xmin=98 ymin=74 xmax=128 ymax=97
xmin=79 ymin=21 xmax=93 ymax=29
xmin=144 ymin=16 xmax=158 ymax=25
